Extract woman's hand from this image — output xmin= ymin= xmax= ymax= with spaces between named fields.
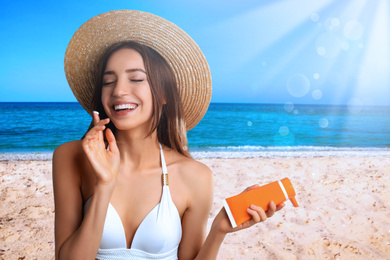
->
xmin=213 ymin=184 xmax=285 ymax=234
xmin=82 ymin=111 xmax=120 ymax=186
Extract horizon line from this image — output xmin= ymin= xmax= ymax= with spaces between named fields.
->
xmin=1 ymin=101 xmax=389 ymax=107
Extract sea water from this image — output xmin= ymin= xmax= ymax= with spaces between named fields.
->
xmin=1 ymin=102 xmax=389 ymax=159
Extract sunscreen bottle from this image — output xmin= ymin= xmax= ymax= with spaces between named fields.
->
xmin=223 ymin=177 xmax=298 ymax=228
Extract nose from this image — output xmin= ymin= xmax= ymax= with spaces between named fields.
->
xmin=112 ymin=77 xmax=128 ymax=97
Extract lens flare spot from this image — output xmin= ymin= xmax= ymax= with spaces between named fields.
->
xmin=311 ymin=13 xmax=319 ymax=22
xmin=316 ymin=32 xmax=342 ymax=58
xmin=279 ymin=126 xmax=289 ymax=136
xmin=331 ymin=18 xmax=340 ymax=27
xmin=317 ymin=47 xmax=326 ymax=56
xmin=247 ymin=121 xmax=253 ymax=126
xmin=319 ymin=118 xmax=329 ymax=128
xmin=286 ymin=74 xmax=310 ymax=97
xmin=344 ymin=20 xmax=364 ymax=40
xmin=293 ymin=109 xmax=299 ymax=115
xmin=312 ymin=89 xmax=323 ymax=100
xmin=284 ymin=102 xmax=294 ymax=113
xmin=324 ymin=17 xmax=339 ymax=31
xmin=313 ymin=73 xmax=320 ymax=79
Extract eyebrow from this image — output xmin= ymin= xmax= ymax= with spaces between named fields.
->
xmin=103 ymin=68 xmax=147 ymax=75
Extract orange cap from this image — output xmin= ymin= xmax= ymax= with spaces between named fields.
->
xmin=290 ymin=197 xmax=299 ymax=207
xmin=281 ymin=178 xmax=299 ymax=207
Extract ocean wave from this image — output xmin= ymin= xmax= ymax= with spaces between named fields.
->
xmin=190 ymin=146 xmax=390 ymax=159
xmin=0 ymin=152 xmax=53 ymax=161
xmin=1 ymin=147 xmax=389 ymax=161
xmin=191 ymin=150 xmax=390 ymax=159
xmin=190 ymin=145 xmax=390 ymax=152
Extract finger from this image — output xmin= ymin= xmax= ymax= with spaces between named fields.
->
xmin=98 ymin=118 xmax=110 ymax=140
xmin=88 ymin=120 xmax=108 ymax=134
xmin=92 ymin=118 xmax=110 ymax=140
xmin=246 ymin=208 xmax=260 ymax=223
xmin=83 ymin=119 xmax=110 ymax=150
xmin=84 ymin=125 xmax=106 ymax=139
xmin=276 ymin=202 xmax=286 ymax=211
xmin=105 ymin=128 xmax=119 ymax=153
xmin=242 ymin=184 xmax=259 ymax=193
xmin=84 ymin=122 xmax=108 ymax=145
xmin=93 ymin=111 xmax=100 ymax=125
xmin=247 ymin=204 xmax=267 ymax=223
xmin=95 ymin=118 xmax=110 ymax=126
xmin=266 ymin=201 xmax=277 ymax=218
xmin=85 ymin=118 xmax=109 ymax=137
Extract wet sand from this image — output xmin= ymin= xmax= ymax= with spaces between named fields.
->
xmin=1 ymin=153 xmax=389 ymax=259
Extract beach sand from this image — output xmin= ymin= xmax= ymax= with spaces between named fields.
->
xmin=1 ymin=153 xmax=390 ymax=259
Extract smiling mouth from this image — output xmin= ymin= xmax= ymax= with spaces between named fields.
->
xmin=113 ymin=104 xmax=138 ymax=111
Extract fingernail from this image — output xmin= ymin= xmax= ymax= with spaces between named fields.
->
xmin=93 ymin=111 xmax=99 ymax=115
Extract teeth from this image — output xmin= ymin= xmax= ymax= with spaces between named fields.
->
xmin=114 ymin=104 xmax=137 ymax=111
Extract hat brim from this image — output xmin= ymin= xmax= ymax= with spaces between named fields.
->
xmin=65 ymin=10 xmax=212 ymax=130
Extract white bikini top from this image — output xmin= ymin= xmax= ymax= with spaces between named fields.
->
xmin=84 ymin=145 xmax=182 ymax=260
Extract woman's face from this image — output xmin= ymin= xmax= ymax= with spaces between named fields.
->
xmin=101 ymin=48 xmax=153 ymax=131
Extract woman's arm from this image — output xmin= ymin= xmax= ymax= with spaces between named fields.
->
xmin=195 ymin=197 xmax=285 ymax=260
xmin=177 ymin=162 xmax=214 ymax=259
xmin=177 ymin=163 xmax=284 ymax=260
xmin=53 ymin=114 xmax=120 ymax=259
xmin=53 ymin=146 xmax=113 ymax=259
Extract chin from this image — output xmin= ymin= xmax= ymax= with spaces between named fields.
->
xmin=111 ymin=120 xmax=152 ymax=133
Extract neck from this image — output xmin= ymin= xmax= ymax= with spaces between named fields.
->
xmin=115 ymin=129 xmax=161 ymax=172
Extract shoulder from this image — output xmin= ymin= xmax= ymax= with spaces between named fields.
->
xmin=53 ymin=140 xmax=84 ymax=160
xmin=53 ymin=140 xmax=90 ymax=169
xmin=173 ymin=152 xmax=213 ymax=188
xmin=52 ymin=140 xmax=89 ymax=182
xmin=53 ymin=140 xmax=95 ymax=202
xmin=167 ymin=150 xmax=214 ymax=206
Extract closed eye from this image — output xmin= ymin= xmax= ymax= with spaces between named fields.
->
xmin=131 ymin=79 xmax=144 ymax=82
xmin=103 ymin=81 xmax=115 ymax=86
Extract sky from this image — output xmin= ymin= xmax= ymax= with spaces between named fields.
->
xmin=1 ymin=0 xmax=389 ymax=106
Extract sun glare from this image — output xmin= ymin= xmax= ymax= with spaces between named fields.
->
xmin=206 ymin=0 xmax=335 ymax=72
xmin=354 ymin=0 xmax=390 ymax=106
xmin=200 ymin=0 xmax=389 ymax=106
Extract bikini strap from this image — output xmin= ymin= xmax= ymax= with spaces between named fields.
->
xmin=159 ymin=144 xmax=169 ymax=186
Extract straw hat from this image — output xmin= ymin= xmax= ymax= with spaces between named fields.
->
xmin=65 ymin=10 xmax=212 ymax=130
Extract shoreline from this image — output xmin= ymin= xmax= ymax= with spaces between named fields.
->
xmin=1 ymin=148 xmax=390 ymax=161
xmin=1 ymin=154 xmax=390 ymax=259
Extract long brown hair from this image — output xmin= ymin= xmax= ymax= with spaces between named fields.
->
xmin=87 ymin=41 xmax=190 ymax=157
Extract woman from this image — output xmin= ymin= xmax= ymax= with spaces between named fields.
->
xmin=53 ymin=10 xmax=284 ymax=260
